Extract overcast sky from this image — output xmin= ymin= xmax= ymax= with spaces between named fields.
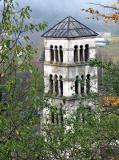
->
xmin=8 ymin=0 xmax=118 ymax=46
xmin=21 ymin=0 xmax=117 ymax=45
xmin=19 ymin=0 xmax=114 ymax=21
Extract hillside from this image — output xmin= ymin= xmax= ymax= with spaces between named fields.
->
xmin=97 ymin=37 xmax=119 ymax=64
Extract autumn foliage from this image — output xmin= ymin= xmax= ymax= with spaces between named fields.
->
xmin=102 ymin=96 xmax=119 ymax=107
xmin=83 ymin=0 xmax=119 ymax=24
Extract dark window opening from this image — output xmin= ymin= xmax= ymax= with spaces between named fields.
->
xmin=75 ymin=76 xmax=79 ymax=95
xmin=86 ymin=74 xmax=90 ymax=95
xmin=54 ymin=75 xmax=59 ymax=96
xmin=49 ymin=74 xmax=53 ymax=95
xmin=60 ymin=104 xmax=63 ymax=125
xmin=74 ymin=45 xmax=78 ymax=62
xmin=59 ymin=46 xmax=63 ymax=63
xmin=55 ymin=46 xmax=59 ymax=62
xmin=56 ymin=108 xmax=59 ymax=125
xmin=80 ymin=45 xmax=83 ymax=62
xmin=59 ymin=76 xmax=63 ymax=97
xmin=0 ymin=92 xmax=2 ymax=102
xmin=50 ymin=45 xmax=54 ymax=62
xmin=85 ymin=44 xmax=89 ymax=62
xmin=51 ymin=110 xmax=55 ymax=123
xmin=81 ymin=75 xmax=85 ymax=96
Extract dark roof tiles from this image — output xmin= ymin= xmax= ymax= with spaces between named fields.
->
xmin=42 ymin=16 xmax=98 ymax=38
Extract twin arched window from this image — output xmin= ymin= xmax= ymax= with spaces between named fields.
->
xmin=50 ymin=45 xmax=63 ymax=63
xmin=75 ymin=74 xmax=91 ymax=96
xmin=49 ymin=74 xmax=63 ymax=97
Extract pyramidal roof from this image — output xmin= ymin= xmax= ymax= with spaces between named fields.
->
xmin=41 ymin=16 xmax=98 ymax=38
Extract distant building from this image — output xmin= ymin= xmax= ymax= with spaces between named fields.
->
xmin=95 ymin=37 xmax=107 ymax=47
xmin=95 ymin=32 xmax=112 ymax=47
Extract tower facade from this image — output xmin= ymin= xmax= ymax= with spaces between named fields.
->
xmin=42 ymin=16 xmax=98 ymax=112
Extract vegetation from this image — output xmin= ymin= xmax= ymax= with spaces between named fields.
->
xmin=83 ymin=0 xmax=119 ymax=24
xmin=97 ymin=40 xmax=119 ymax=64
xmin=0 ymin=0 xmax=119 ymax=160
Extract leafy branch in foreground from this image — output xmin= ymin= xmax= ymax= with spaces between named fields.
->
xmin=0 ymin=0 xmax=47 ymax=159
xmin=0 ymin=0 xmax=119 ymax=160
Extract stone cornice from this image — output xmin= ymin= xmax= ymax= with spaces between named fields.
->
xmin=45 ymin=46 xmax=96 ymax=51
xmin=44 ymin=62 xmax=90 ymax=67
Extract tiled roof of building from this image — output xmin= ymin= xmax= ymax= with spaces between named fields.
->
xmin=41 ymin=16 xmax=98 ymax=38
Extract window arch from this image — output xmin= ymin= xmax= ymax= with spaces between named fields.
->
xmin=80 ymin=45 xmax=83 ymax=62
xmin=86 ymin=74 xmax=91 ymax=95
xmin=85 ymin=44 xmax=89 ymax=62
xmin=59 ymin=75 xmax=63 ymax=97
xmin=54 ymin=75 xmax=59 ymax=96
xmin=49 ymin=74 xmax=53 ymax=95
xmin=74 ymin=45 xmax=78 ymax=63
xmin=55 ymin=46 xmax=59 ymax=62
xmin=81 ymin=75 xmax=85 ymax=96
xmin=50 ymin=45 xmax=54 ymax=62
xmin=75 ymin=76 xmax=79 ymax=95
xmin=59 ymin=46 xmax=63 ymax=63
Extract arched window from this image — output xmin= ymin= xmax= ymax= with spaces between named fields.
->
xmin=85 ymin=44 xmax=89 ymax=62
xmin=0 ymin=91 xmax=2 ymax=102
xmin=59 ymin=75 xmax=63 ymax=97
xmin=59 ymin=46 xmax=63 ymax=63
xmin=74 ymin=45 xmax=78 ymax=62
xmin=50 ymin=45 xmax=54 ymax=62
xmin=75 ymin=76 xmax=79 ymax=95
xmin=54 ymin=75 xmax=59 ymax=96
xmin=86 ymin=74 xmax=91 ymax=95
xmin=49 ymin=74 xmax=53 ymax=95
xmin=81 ymin=75 xmax=85 ymax=96
xmin=51 ymin=109 xmax=55 ymax=124
xmin=80 ymin=45 xmax=83 ymax=62
xmin=56 ymin=108 xmax=59 ymax=125
xmin=60 ymin=104 xmax=63 ymax=125
xmin=55 ymin=46 xmax=59 ymax=62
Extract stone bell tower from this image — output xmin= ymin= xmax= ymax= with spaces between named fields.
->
xmin=41 ymin=16 xmax=98 ymax=115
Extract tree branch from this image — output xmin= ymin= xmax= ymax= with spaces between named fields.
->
xmin=89 ymin=2 xmax=119 ymax=10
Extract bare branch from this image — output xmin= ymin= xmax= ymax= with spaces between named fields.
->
xmin=89 ymin=2 xmax=119 ymax=10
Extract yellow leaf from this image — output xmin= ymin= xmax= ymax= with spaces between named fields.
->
xmin=16 ymin=130 xmax=20 ymax=136
xmin=0 ymin=73 xmax=5 ymax=78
